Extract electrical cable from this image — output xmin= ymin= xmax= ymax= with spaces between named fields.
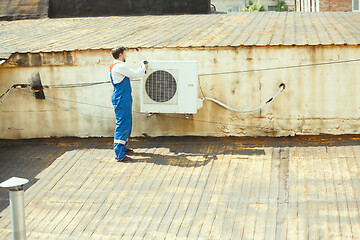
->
xmin=0 ymin=86 xmax=13 ymax=104
xmin=45 ymin=95 xmax=113 ymax=109
xmin=44 ymin=81 xmax=111 ymax=89
xmin=43 ymin=84 xmax=285 ymax=117
xmin=198 ymin=76 xmax=206 ymax=98
xmin=46 ymin=97 xmax=116 ymax=120
xmin=14 ymin=88 xmax=247 ymax=126
xmin=198 ymin=58 xmax=360 ymax=77
xmin=17 ymin=88 xmax=116 ymax=119
xmin=4 ymin=58 xmax=356 ymax=90
xmin=42 ymin=78 xmax=141 ymax=89
xmin=202 ymin=84 xmax=285 ymax=113
xmin=41 ymin=92 xmax=237 ymax=125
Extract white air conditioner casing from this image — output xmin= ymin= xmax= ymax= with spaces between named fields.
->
xmin=140 ymin=60 xmax=203 ymax=114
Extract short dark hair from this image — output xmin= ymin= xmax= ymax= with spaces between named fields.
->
xmin=111 ymin=46 xmax=126 ymax=59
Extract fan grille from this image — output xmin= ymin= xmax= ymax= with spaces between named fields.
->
xmin=145 ymin=70 xmax=177 ymax=103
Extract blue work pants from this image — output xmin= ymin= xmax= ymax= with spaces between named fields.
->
xmin=111 ymin=76 xmax=132 ymax=161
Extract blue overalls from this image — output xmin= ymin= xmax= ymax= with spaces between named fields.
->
xmin=110 ymin=63 xmax=132 ymax=161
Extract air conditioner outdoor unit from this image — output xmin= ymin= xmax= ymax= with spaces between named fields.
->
xmin=140 ymin=60 xmax=203 ymax=114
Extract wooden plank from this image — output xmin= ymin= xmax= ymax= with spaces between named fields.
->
xmin=1 ymin=144 xmax=34 ymax=186
xmin=0 ymin=142 xmax=35 ymax=181
xmin=230 ymin=150 xmax=257 ymax=239
xmin=185 ymin=144 xmax=222 ymax=239
xmin=352 ymin=145 xmax=360 ymax=158
xmin=81 ymin=146 xmax=156 ymax=238
xmin=0 ymin=142 xmax=48 ymax=224
xmin=138 ymin=159 xmax=183 ymax=238
xmin=27 ymin=143 xmax=91 ymax=200
xmin=219 ymin=152 xmax=249 ymax=240
xmin=22 ymin=147 xmax=92 ymax=232
xmin=344 ymin=146 xmax=360 ymax=237
xmin=189 ymin=144 xmax=229 ymax=239
xmin=286 ymin=147 xmax=298 ymax=240
xmin=59 ymin=149 xmax=115 ymax=236
xmin=113 ymin=145 xmax=179 ymax=239
xmin=177 ymin=146 xmax=216 ymax=238
xmin=47 ymin=149 xmax=110 ymax=235
xmin=0 ymin=228 xmax=12 ymax=240
xmin=28 ymin=230 xmax=64 ymax=239
xmin=296 ymin=147 xmax=308 ymax=240
xmin=328 ymin=147 xmax=354 ymax=239
xmin=3 ymin=144 xmax=91 ymax=239
xmin=241 ymin=149 xmax=267 ymax=240
xmin=20 ymin=146 xmax=88 ymax=227
xmin=207 ymin=146 xmax=241 ymax=239
xmin=336 ymin=146 xmax=360 ymax=238
xmin=252 ymin=148 xmax=271 ymax=240
xmin=178 ymin=143 xmax=219 ymax=239
xmin=156 ymin=143 xmax=209 ymax=239
xmin=319 ymin=146 xmax=342 ymax=239
xmin=123 ymin=145 xmax=184 ymax=239
xmin=293 ymin=146 xmax=301 ymax=240
xmin=275 ymin=147 xmax=289 ymax=240
xmin=0 ymin=143 xmax=41 ymax=222
xmin=307 ymin=147 xmax=320 ymax=239
xmin=313 ymin=146 xmax=331 ymax=240
xmin=263 ymin=148 xmax=280 ymax=240
xmin=199 ymin=146 xmax=234 ymax=239
xmin=34 ymin=146 xmax=102 ymax=235
xmin=71 ymin=147 xmax=148 ymax=238
xmin=129 ymin=146 xmax=179 ymax=239
xmin=144 ymin=146 xmax=199 ymax=239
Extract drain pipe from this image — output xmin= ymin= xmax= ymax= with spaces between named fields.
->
xmin=0 ymin=177 xmax=29 ymax=240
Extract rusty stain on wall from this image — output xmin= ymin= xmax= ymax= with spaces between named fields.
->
xmin=7 ymin=52 xmax=74 ymax=67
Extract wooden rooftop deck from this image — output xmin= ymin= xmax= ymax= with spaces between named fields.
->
xmin=0 ymin=135 xmax=360 ymax=239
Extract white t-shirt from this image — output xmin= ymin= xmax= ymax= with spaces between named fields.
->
xmin=110 ymin=60 xmax=146 ymax=84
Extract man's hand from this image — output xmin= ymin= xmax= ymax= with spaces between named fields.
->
xmin=143 ymin=60 xmax=149 ymax=70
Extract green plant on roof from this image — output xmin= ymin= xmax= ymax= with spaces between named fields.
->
xmin=242 ymin=0 xmax=265 ymax=11
xmin=275 ymin=0 xmax=289 ymax=11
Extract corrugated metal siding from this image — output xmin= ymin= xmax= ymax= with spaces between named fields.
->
xmin=0 ymin=0 xmax=48 ymax=21
xmin=0 ymin=12 xmax=360 ymax=59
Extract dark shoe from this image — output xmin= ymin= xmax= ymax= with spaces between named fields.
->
xmin=120 ymin=156 xmax=132 ymax=162
xmin=125 ymin=148 xmax=134 ymax=154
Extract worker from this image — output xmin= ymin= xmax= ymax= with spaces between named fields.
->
xmin=109 ymin=46 xmax=148 ymax=162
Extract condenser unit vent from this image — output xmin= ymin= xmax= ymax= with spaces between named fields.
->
xmin=145 ymin=70 xmax=177 ymax=103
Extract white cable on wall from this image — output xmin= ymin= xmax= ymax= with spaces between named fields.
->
xmin=0 ymin=87 xmax=13 ymax=104
xmin=202 ymin=84 xmax=285 ymax=113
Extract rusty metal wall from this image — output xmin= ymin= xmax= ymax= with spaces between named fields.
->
xmin=0 ymin=46 xmax=359 ymax=139
xmin=0 ymin=0 xmax=48 ymax=21
xmin=48 ymin=0 xmax=210 ymax=18
xmin=0 ymin=0 xmax=210 ymax=21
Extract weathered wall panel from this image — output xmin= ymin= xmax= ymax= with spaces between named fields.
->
xmin=48 ymin=0 xmax=210 ymax=18
xmin=0 ymin=0 xmax=48 ymax=21
xmin=0 ymin=46 xmax=359 ymax=139
xmin=0 ymin=0 xmax=210 ymax=21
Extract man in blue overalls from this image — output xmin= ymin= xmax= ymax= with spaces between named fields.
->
xmin=110 ymin=46 xmax=148 ymax=162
